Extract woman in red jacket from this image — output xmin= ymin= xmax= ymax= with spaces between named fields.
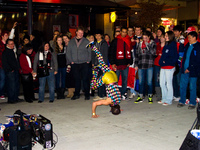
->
xmin=19 ymin=43 xmax=35 ymax=103
xmin=154 ymin=34 xmax=165 ymax=101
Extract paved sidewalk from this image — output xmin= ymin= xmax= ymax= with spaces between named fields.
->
xmin=0 ymin=94 xmax=197 ymax=150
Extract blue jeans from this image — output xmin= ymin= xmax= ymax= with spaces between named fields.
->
xmin=39 ymin=72 xmax=55 ymax=102
xmin=160 ymin=68 xmax=175 ymax=104
xmin=173 ymin=70 xmax=181 ymax=98
xmin=153 ymin=65 xmax=160 ymax=87
xmin=0 ymin=68 xmax=5 ymax=96
xmin=6 ymin=70 xmax=20 ymax=102
xmin=138 ymin=67 xmax=153 ymax=95
xmin=55 ymin=67 xmax=66 ymax=89
xmin=116 ymin=67 xmax=129 ymax=95
xmin=179 ymin=73 xmax=197 ymax=105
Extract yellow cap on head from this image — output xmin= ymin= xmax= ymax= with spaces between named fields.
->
xmin=102 ymin=71 xmax=118 ymax=85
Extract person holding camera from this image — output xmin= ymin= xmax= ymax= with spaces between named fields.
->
xmin=134 ymin=31 xmax=157 ymax=104
xmin=33 ymin=42 xmax=58 ymax=103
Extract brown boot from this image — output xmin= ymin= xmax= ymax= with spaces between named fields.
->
xmin=67 ymin=88 xmax=74 ymax=98
xmin=70 ymin=88 xmax=75 ymax=98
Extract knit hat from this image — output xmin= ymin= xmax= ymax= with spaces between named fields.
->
xmin=157 ymin=27 xmax=165 ymax=35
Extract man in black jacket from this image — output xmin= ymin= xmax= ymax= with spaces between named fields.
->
xmin=2 ymin=39 xmax=20 ymax=103
xmin=110 ymin=27 xmax=133 ymax=100
xmin=92 ymin=29 xmax=108 ymax=101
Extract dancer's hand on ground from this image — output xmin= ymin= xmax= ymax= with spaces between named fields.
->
xmin=92 ymin=114 xmax=99 ymax=118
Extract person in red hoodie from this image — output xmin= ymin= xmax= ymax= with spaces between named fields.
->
xmin=110 ymin=27 xmax=133 ymax=100
xmin=154 ymin=33 xmax=165 ymax=101
xmin=19 ymin=44 xmax=35 ymax=103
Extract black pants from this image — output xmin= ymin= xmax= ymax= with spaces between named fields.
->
xmin=21 ymin=73 xmax=34 ymax=102
xmin=71 ymin=63 xmax=90 ymax=97
xmin=97 ymin=69 xmax=106 ymax=97
xmin=66 ymin=68 xmax=75 ymax=88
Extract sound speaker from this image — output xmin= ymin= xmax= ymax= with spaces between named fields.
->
xmin=33 ymin=115 xmax=53 ymax=149
xmin=9 ymin=126 xmax=32 ymax=150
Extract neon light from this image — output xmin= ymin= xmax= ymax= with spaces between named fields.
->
xmin=12 ymin=0 xmax=61 ymax=3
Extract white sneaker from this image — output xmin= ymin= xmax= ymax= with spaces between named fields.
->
xmin=129 ymin=93 xmax=136 ymax=99
xmin=93 ymin=96 xmax=103 ymax=101
xmin=0 ymin=95 xmax=5 ymax=99
xmin=122 ymin=93 xmax=128 ymax=100
xmin=173 ymin=97 xmax=180 ymax=101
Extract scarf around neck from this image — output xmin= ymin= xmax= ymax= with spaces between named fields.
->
xmin=116 ymin=35 xmax=131 ymax=59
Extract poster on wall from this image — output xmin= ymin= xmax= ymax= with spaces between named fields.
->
xmin=53 ymin=25 xmax=61 ymax=33
xmin=69 ymin=14 xmax=78 ymax=29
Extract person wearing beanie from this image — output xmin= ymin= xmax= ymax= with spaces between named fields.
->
xmin=154 ymin=27 xmax=165 ymax=44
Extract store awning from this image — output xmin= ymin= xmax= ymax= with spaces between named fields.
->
xmin=0 ymin=0 xmax=130 ymax=14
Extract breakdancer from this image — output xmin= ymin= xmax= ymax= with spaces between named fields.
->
xmin=88 ymin=42 xmax=121 ymax=118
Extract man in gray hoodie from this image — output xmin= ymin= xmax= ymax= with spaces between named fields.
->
xmin=67 ymin=26 xmax=91 ymax=100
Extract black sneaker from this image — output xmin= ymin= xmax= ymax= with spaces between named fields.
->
xmin=148 ymin=96 xmax=153 ymax=104
xmin=188 ymin=104 xmax=195 ymax=109
xmin=71 ymin=95 xmax=80 ymax=100
xmin=85 ymin=96 xmax=90 ymax=100
xmin=134 ymin=96 xmax=143 ymax=103
xmin=177 ymin=103 xmax=185 ymax=108
xmin=122 ymin=93 xmax=128 ymax=100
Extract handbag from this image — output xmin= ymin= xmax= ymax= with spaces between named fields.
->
xmin=37 ymin=64 xmax=49 ymax=77
xmin=21 ymin=74 xmax=31 ymax=82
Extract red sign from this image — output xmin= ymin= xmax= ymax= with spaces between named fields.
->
xmin=162 ymin=20 xmax=170 ymax=26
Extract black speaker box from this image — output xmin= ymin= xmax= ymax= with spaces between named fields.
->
xmin=33 ymin=115 xmax=53 ymax=149
xmin=9 ymin=126 xmax=32 ymax=150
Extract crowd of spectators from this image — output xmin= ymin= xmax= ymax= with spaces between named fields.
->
xmin=1 ymin=22 xmax=200 ymax=110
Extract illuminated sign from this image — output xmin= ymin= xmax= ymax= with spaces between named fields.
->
xmin=110 ymin=12 xmax=116 ymax=23
xmin=162 ymin=20 xmax=170 ymax=26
